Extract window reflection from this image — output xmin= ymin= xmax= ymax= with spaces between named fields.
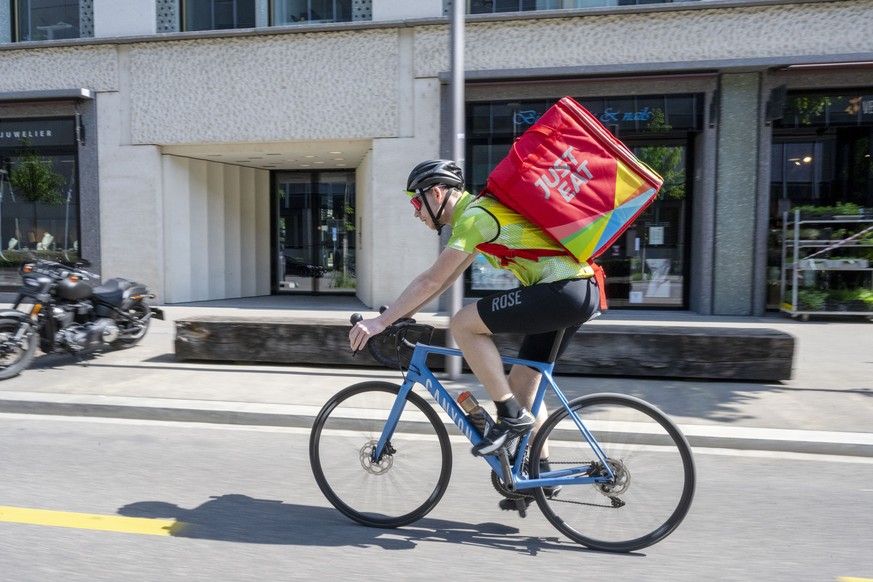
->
xmin=15 ymin=0 xmax=80 ymax=41
xmin=273 ymin=0 xmax=351 ymax=24
xmin=469 ymin=0 xmax=699 ymax=14
xmin=183 ymin=0 xmax=256 ymax=31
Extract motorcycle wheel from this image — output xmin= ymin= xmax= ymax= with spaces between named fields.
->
xmin=111 ymin=300 xmax=152 ymax=349
xmin=0 ymin=318 xmax=37 ymax=380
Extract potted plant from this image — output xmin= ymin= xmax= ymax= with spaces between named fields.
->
xmin=9 ymin=148 xmax=66 ymax=205
xmin=794 ymin=288 xmax=828 ymax=311
xmin=826 ymin=288 xmax=873 ymax=312
xmin=833 ymin=202 xmax=862 ymax=218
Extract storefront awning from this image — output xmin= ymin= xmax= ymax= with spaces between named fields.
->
xmin=0 ymin=88 xmax=93 ymax=105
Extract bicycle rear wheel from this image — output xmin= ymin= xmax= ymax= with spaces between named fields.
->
xmin=309 ymin=381 xmax=452 ymax=528
xmin=529 ymin=393 xmax=695 ymax=552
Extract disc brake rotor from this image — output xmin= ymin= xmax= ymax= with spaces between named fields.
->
xmin=359 ymin=440 xmax=393 ymax=475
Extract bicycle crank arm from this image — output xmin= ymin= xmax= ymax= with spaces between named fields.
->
xmin=495 ymin=448 xmax=529 ymax=517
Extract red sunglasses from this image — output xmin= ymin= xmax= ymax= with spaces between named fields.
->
xmin=410 ymin=186 xmax=437 ymax=211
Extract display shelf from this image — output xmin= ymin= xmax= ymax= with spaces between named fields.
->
xmin=780 ymin=209 xmax=873 ymax=320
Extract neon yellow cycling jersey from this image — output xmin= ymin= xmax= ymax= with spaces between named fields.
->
xmin=447 ymin=192 xmax=593 ymax=287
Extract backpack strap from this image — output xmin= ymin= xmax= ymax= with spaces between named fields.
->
xmin=475 ymin=243 xmax=568 ymax=267
xmin=477 ymin=242 xmax=608 ymax=310
xmin=588 ymin=260 xmax=608 ymax=310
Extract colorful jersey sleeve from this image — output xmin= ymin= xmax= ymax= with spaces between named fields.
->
xmin=446 ymin=197 xmax=498 ymax=254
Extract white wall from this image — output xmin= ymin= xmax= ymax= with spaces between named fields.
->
xmin=365 ymin=78 xmax=443 ymax=310
xmin=161 ymin=156 xmax=270 ymax=303
xmin=94 ymin=0 xmax=157 ymax=38
xmin=96 ymin=91 xmax=164 ymax=296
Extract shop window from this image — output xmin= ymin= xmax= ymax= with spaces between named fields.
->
xmin=12 ymin=0 xmax=89 ymax=42
xmin=767 ymin=90 xmax=873 ymax=309
xmin=465 ymin=96 xmax=700 ymax=308
xmin=0 ymin=118 xmax=80 ymax=288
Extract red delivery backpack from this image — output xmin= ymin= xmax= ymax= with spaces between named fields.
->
xmin=481 ymin=97 xmax=664 ymax=308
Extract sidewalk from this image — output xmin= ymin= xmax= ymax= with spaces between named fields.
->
xmin=1 ymin=295 xmax=871 ymax=457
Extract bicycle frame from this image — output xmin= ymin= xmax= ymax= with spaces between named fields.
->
xmin=371 ymin=342 xmax=616 ymax=492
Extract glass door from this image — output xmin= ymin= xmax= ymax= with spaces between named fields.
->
xmin=276 ymin=171 xmax=355 ymax=294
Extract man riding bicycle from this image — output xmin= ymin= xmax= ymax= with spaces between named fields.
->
xmin=349 ymin=160 xmax=601 ymax=498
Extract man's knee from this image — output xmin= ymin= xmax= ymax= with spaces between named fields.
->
xmin=450 ymin=304 xmax=490 ymax=338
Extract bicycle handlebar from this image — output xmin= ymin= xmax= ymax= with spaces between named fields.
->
xmin=349 ymin=309 xmax=434 ymax=370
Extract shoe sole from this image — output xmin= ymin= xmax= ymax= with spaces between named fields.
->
xmin=471 ymin=433 xmax=509 ymax=456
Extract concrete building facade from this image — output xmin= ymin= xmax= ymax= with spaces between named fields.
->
xmin=0 ymin=0 xmax=871 ymax=315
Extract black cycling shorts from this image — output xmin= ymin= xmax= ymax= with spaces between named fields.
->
xmin=476 ymin=277 xmax=599 ymax=364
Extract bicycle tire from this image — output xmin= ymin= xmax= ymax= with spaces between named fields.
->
xmin=528 ymin=393 xmax=695 ymax=552
xmin=309 ymin=381 xmax=453 ymax=528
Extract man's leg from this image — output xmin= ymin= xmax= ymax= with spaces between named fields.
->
xmin=450 ymin=303 xmax=534 ymax=455
xmin=450 ymin=302 xmax=513 ymax=401
xmin=507 ymin=364 xmax=549 ymax=458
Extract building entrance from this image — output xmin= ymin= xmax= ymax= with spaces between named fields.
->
xmin=275 ymin=170 xmax=356 ymax=294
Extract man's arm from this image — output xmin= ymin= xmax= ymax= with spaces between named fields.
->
xmin=349 ymin=247 xmax=475 ymax=351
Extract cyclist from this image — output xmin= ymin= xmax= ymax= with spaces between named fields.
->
xmin=349 ymin=159 xmax=601 ymax=486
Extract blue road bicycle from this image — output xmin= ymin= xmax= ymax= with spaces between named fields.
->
xmin=309 ymin=315 xmax=695 ymax=552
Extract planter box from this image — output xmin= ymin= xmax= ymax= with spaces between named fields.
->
xmin=798 ymin=212 xmax=833 ymax=220
xmin=798 ymin=259 xmax=828 ymax=269
xmin=825 ymin=259 xmax=869 ymax=269
xmin=826 ymin=300 xmax=872 ymax=312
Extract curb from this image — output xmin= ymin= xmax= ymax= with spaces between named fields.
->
xmin=2 ymin=393 xmax=872 ymax=459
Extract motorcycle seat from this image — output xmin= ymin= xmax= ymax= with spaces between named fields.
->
xmin=93 ymin=278 xmax=131 ymax=305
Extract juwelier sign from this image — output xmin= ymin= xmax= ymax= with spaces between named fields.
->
xmin=0 ymin=119 xmax=76 ymax=147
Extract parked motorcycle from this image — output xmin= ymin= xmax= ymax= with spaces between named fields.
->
xmin=0 ymin=258 xmax=164 ymax=380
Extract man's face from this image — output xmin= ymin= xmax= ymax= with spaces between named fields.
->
xmin=411 ymin=186 xmax=440 ymax=231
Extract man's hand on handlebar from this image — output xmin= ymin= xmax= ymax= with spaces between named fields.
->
xmin=349 ymin=314 xmax=388 ymax=353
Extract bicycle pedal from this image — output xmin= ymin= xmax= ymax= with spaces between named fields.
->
xmin=498 ymin=496 xmax=532 ymax=515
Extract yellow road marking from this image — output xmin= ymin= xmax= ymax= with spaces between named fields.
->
xmin=0 ymin=505 xmax=183 ymax=536
xmin=838 ymin=578 xmax=873 ymax=582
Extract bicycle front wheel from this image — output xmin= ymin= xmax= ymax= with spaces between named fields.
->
xmin=309 ymin=381 xmax=452 ymax=528
xmin=529 ymin=393 xmax=695 ymax=552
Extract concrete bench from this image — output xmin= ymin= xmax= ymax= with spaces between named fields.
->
xmin=174 ymin=316 xmax=795 ymax=382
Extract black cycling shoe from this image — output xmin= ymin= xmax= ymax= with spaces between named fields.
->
xmin=471 ymin=409 xmax=535 ymax=456
xmin=499 ymin=496 xmax=532 ymax=512
xmin=498 ymin=484 xmax=561 ymax=512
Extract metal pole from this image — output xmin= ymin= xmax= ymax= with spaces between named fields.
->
xmin=447 ymin=0 xmax=465 ymax=379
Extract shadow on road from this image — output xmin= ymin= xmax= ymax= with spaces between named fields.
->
xmin=118 ymin=493 xmax=610 ymax=555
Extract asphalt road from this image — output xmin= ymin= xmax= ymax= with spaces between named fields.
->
xmin=1 ymin=414 xmax=871 ymax=582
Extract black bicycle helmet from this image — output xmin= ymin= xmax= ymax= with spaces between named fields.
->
xmin=406 ymin=159 xmax=464 ymax=193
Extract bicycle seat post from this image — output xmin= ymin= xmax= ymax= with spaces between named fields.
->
xmin=545 ymin=328 xmax=567 ymax=365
